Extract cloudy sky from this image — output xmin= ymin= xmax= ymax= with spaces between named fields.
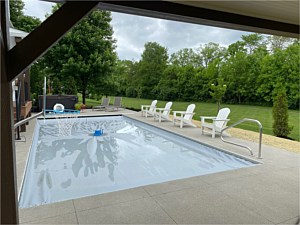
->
xmin=23 ymin=0 xmax=251 ymax=61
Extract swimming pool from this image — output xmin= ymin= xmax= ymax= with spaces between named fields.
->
xmin=19 ymin=115 xmax=257 ymax=208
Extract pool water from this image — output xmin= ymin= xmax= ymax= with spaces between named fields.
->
xmin=19 ymin=116 xmax=256 ymax=208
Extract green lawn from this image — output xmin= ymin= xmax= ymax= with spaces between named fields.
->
xmin=78 ymin=96 xmax=299 ymax=141
xmin=79 ymin=97 xmax=101 ymax=106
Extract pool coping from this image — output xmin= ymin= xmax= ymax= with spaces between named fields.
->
xmin=19 ymin=113 xmax=261 ymax=207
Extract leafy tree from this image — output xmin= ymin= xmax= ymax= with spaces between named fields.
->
xmin=170 ymin=48 xmax=202 ymax=67
xmin=9 ymin=0 xmax=41 ymax=32
xmin=138 ymin=42 xmax=168 ymax=98
xmin=221 ymin=51 xmax=249 ymax=104
xmin=30 ymin=61 xmax=48 ymax=103
xmin=156 ymin=65 xmax=180 ymax=100
xmin=226 ymin=41 xmax=246 ymax=57
xmin=267 ymin=35 xmax=293 ymax=53
xmin=112 ymin=60 xmax=141 ymax=98
xmin=272 ymin=85 xmax=292 ymax=138
xmin=200 ymin=43 xmax=225 ymax=68
xmin=43 ymin=9 xmax=116 ymax=104
xmin=282 ymin=42 xmax=300 ymax=109
xmin=51 ymin=77 xmax=63 ymax=94
xmin=194 ymin=68 xmax=211 ymax=101
xmin=9 ymin=0 xmax=24 ymax=24
xmin=110 ymin=60 xmax=133 ymax=96
xmin=258 ymin=41 xmax=299 ymax=109
xmin=241 ymin=34 xmax=265 ymax=54
xmin=122 ymin=61 xmax=140 ymax=98
xmin=17 ymin=15 xmax=41 ymax=33
xmin=187 ymin=67 xmax=207 ymax=101
xmin=177 ymin=65 xmax=199 ymax=100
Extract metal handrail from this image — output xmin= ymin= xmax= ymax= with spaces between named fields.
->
xmin=221 ymin=118 xmax=263 ymax=159
xmin=14 ymin=112 xmax=43 ymax=129
xmin=14 ymin=77 xmax=47 ymax=131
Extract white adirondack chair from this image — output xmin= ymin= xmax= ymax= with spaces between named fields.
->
xmin=200 ymin=108 xmax=230 ymax=138
xmin=141 ymin=100 xmax=157 ymax=117
xmin=154 ymin=101 xmax=173 ymax=122
xmin=173 ymin=104 xmax=196 ymax=128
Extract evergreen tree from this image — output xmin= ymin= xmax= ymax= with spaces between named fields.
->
xmin=272 ymin=85 xmax=292 ymax=138
xmin=210 ymin=78 xmax=227 ymax=112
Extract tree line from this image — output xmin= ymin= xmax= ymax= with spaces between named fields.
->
xmin=110 ymin=36 xmax=299 ymax=109
xmin=10 ymin=1 xmax=299 ymax=110
xmin=10 ymin=0 xmax=298 ymax=138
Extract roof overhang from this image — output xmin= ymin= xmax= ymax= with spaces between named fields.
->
xmin=9 ymin=28 xmax=29 ymax=49
xmin=9 ymin=28 xmax=28 ymax=38
xmin=44 ymin=0 xmax=299 ymax=38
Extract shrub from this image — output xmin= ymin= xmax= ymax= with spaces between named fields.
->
xmin=74 ymin=103 xmax=81 ymax=110
xmin=272 ymin=87 xmax=293 ymax=138
xmin=209 ymin=78 xmax=227 ymax=112
xmin=126 ymin=86 xmax=137 ymax=98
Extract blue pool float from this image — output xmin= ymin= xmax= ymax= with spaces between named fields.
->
xmin=94 ymin=129 xmax=104 ymax=136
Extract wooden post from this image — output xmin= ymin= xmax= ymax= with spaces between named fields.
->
xmin=1 ymin=1 xmax=19 ymax=223
xmin=1 ymin=1 xmax=99 ymax=223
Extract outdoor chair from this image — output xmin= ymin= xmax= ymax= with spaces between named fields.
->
xmin=154 ymin=101 xmax=173 ymax=123
xmin=93 ymin=97 xmax=110 ymax=111
xmin=107 ymin=97 xmax=123 ymax=111
xmin=200 ymin=107 xmax=230 ymax=138
xmin=141 ymin=100 xmax=157 ymax=117
xmin=173 ymin=104 xmax=196 ymax=128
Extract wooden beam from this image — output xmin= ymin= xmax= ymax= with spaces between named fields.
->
xmin=98 ymin=1 xmax=299 ymax=38
xmin=0 ymin=0 xmax=10 ymax=50
xmin=1 ymin=0 xmax=19 ymax=224
xmin=7 ymin=1 xmax=99 ymax=82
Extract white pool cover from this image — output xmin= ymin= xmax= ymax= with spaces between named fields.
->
xmin=19 ymin=116 xmax=256 ymax=208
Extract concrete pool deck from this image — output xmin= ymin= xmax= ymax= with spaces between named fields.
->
xmin=16 ymin=109 xmax=299 ymax=224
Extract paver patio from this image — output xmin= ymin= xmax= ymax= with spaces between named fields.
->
xmin=16 ymin=109 xmax=299 ymax=224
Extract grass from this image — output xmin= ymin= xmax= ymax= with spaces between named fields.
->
xmin=79 ymin=97 xmax=100 ymax=106
xmin=78 ymin=95 xmax=299 ymax=141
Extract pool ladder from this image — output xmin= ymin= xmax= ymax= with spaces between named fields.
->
xmin=221 ymin=118 xmax=263 ymax=159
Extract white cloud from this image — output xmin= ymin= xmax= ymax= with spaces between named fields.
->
xmin=22 ymin=1 xmax=251 ymax=61
xmin=23 ymin=0 xmax=54 ymax=21
xmin=111 ymin=12 xmax=251 ymax=60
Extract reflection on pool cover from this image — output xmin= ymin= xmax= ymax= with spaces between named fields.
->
xmin=19 ymin=116 xmax=255 ymax=208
